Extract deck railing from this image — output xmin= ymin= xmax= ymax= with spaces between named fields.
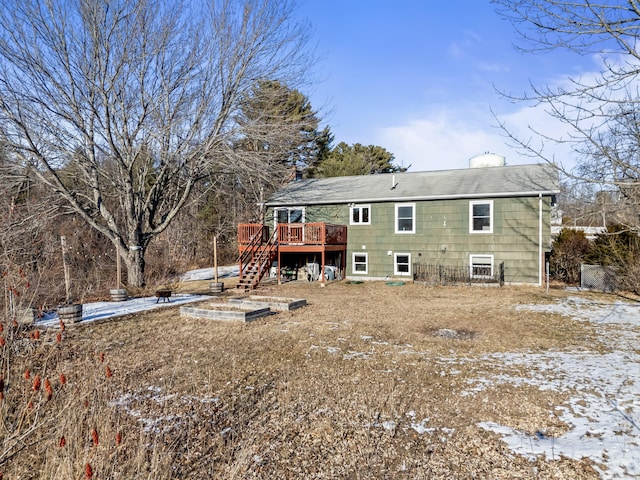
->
xmin=237 ymin=224 xmax=270 ymax=245
xmin=238 ymin=223 xmax=347 ymax=246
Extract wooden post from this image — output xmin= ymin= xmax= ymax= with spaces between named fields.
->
xmin=214 ymin=235 xmax=218 ymax=283
xmin=116 ymin=245 xmax=121 ymax=287
xmin=61 ymin=235 xmax=71 ymax=303
xmin=277 ymin=248 xmax=281 ymax=285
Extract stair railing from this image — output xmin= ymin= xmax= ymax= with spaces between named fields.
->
xmin=250 ymin=230 xmax=278 ymax=287
xmin=237 ymin=225 xmax=267 ymax=278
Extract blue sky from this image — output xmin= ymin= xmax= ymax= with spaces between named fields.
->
xmin=296 ymin=1 xmax=596 ymax=172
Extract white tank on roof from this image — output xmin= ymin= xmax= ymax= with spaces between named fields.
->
xmin=469 ymin=153 xmax=506 ymax=168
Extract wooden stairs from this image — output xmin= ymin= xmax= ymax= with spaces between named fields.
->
xmin=236 ymin=230 xmax=277 ymax=290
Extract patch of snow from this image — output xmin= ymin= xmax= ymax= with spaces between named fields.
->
xmin=381 ymin=420 xmax=396 ymax=431
xmin=342 ymin=351 xmax=372 ymax=360
xmin=110 ymin=386 xmax=220 ymax=434
xmin=476 ymin=296 xmax=640 ymax=479
xmin=179 ymin=266 xmax=239 ymax=282
xmin=36 ymin=293 xmax=211 ymax=327
xmin=410 ymin=418 xmax=431 ymax=435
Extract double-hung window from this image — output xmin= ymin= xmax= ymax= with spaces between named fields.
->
xmin=350 ymin=204 xmax=371 ymax=225
xmin=394 ymin=253 xmax=411 ymax=276
xmin=352 ymin=252 xmax=368 ymax=275
xmin=469 ymin=200 xmax=493 ymax=233
xmin=395 ymin=203 xmax=415 ymax=233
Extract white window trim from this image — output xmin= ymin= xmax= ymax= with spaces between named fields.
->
xmin=469 ymin=254 xmax=494 ymax=279
xmin=349 ymin=204 xmax=371 ymax=225
xmin=469 ymin=200 xmax=493 ymax=234
xmin=352 ymin=252 xmax=368 ymax=275
xmin=394 ymin=252 xmax=411 ymax=276
xmin=273 ymin=206 xmax=305 ymax=227
xmin=395 ymin=202 xmax=416 ymax=234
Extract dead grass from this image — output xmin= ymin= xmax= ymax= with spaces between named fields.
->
xmin=2 ymin=282 xmax=606 ymax=479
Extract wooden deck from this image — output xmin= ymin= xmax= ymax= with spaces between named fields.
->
xmin=238 ymin=223 xmax=347 ymax=250
xmin=237 ymin=223 xmax=347 ymax=286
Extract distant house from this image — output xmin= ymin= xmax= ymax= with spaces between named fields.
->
xmin=237 ymin=155 xmax=560 ymax=288
xmin=550 ymin=207 xmax=607 ymax=241
xmin=551 ymin=225 xmax=606 ymax=242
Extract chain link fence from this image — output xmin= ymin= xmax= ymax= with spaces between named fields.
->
xmin=580 ymin=264 xmax=617 ymax=292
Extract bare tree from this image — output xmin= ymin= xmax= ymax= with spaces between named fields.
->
xmin=0 ymin=0 xmax=313 ymax=287
xmin=493 ymin=1 xmax=640 ymax=229
xmin=227 ymin=80 xmax=328 ymax=223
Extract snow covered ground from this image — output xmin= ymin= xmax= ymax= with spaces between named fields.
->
xmin=178 ymin=265 xmax=239 ymax=282
xmin=34 ymin=266 xmax=239 ymax=327
xmin=36 ymin=293 xmax=210 ymax=327
xmin=476 ymin=297 xmax=640 ymax=479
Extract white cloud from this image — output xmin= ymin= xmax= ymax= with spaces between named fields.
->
xmin=376 ymin=112 xmax=513 ymax=172
xmin=376 ymin=102 xmax=579 ymax=173
xmin=367 ymin=54 xmax=613 ymax=174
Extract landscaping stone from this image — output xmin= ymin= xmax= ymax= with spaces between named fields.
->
xmin=227 ymin=295 xmax=306 ymax=312
xmin=179 ymin=303 xmax=271 ymax=322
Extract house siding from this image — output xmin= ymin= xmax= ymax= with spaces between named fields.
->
xmin=267 ymin=195 xmax=552 ymax=284
xmin=266 ymin=205 xmax=344 ymax=225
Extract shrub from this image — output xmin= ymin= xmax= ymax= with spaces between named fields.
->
xmin=586 ymin=224 xmax=640 ymax=294
xmin=550 ymin=228 xmax=591 ymax=284
xmin=0 ymin=264 xmax=172 ymax=478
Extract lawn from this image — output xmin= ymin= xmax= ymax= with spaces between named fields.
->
xmin=3 ymin=280 xmax=633 ymax=479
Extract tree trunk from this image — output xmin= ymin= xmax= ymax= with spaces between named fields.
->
xmin=124 ymin=248 xmax=146 ymax=288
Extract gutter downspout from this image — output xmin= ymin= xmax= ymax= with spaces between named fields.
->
xmin=539 ymin=193 xmax=543 ymax=287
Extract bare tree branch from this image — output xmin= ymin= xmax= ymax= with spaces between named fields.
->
xmin=494 ymin=0 xmax=640 ymax=231
xmin=0 ymin=0 xmax=314 ymax=286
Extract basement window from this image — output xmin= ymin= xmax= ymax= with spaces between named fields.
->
xmin=394 ymin=253 xmax=411 ymax=276
xmin=352 ymin=252 xmax=368 ymax=275
xmin=470 ymin=254 xmax=493 ymax=278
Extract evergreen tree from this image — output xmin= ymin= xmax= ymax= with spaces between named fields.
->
xmin=219 ymin=80 xmax=329 ymax=223
xmin=586 ymin=224 xmax=639 ymax=267
xmin=233 ymin=80 xmax=326 ymax=174
xmin=308 ymin=142 xmax=406 ymax=177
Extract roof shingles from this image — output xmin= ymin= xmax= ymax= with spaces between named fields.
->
xmin=266 ymin=163 xmax=560 ymax=206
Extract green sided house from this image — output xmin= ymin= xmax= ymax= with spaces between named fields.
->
xmin=236 ymin=156 xmax=560 ymax=289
